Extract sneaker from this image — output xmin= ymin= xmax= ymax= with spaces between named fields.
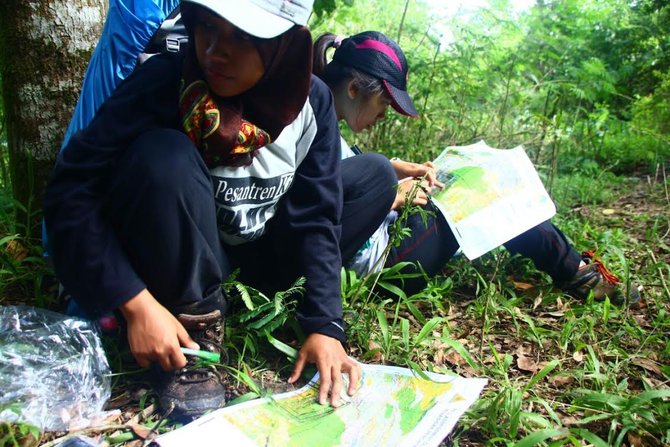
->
xmin=156 ymin=309 xmax=228 ymax=420
xmin=558 ymin=251 xmax=642 ymax=307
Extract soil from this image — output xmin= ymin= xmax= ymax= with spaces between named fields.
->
xmin=4 ymin=173 xmax=669 ymax=446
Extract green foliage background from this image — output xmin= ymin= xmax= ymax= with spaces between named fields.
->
xmin=0 ymin=1 xmax=669 ymax=445
xmin=310 ymin=0 xmax=669 ymax=183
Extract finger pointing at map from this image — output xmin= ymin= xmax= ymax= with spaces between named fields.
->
xmin=288 ymin=333 xmax=361 ymax=407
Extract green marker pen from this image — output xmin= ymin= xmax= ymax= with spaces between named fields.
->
xmin=180 ymin=347 xmax=221 ymax=363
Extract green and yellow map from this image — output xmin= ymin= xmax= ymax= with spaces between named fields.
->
xmin=430 ymin=141 xmax=556 ymax=260
xmin=157 ymin=364 xmax=486 ymax=447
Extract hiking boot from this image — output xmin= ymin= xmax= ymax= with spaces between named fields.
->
xmin=156 ymin=309 xmax=228 ymax=420
xmin=558 ymin=251 xmax=643 ymax=307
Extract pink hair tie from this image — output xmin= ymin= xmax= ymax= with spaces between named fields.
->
xmin=333 ymin=35 xmax=345 ymax=49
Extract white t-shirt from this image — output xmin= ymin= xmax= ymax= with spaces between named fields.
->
xmin=340 ymin=136 xmax=398 ymax=276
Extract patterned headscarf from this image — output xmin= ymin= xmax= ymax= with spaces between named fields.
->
xmin=179 ymin=4 xmax=313 ymax=167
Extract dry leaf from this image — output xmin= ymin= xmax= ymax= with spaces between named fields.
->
xmin=550 ymin=375 xmax=574 ymax=387
xmin=516 ymin=345 xmax=532 ymax=356
xmin=627 ymin=432 xmax=643 ymax=447
xmin=461 ymin=366 xmax=477 ymax=377
xmin=532 ymin=295 xmax=543 ymax=310
xmin=367 ymin=341 xmax=383 ymax=363
xmin=431 ymin=340 xmax=450 ymax=349
xmin=107 ymin=391 xmax=132 ymax=408
xmin=444 ymin=350 xmax=467 ymax=366
xmin=561 ymin=416 xmax=580 ymax=426
xmin=556 ymin=297 xmax=565 ymax=311
xmin=460 ymin=338 xmax=476 ymax=349
xmin=128 ymin=404 xmax=155 ymax=425
xmin=641 ymin=376 xmax=665 ymax=389
xmin=432 ymin=341 xmax=451 ymax=365
xmin=632 ymin=314 xmax=651 ymax=327
xmin=629 ymin=297 xmax=648 ymax=311
xmin=631 ymin=358 xmax=663 ymax=376
xmin=130 ymin=422 xmax=154 ymax=439
xmin=101 ymin=409 xmax=122 ymax=425
xmin=14 ymin=432 xmax=39 ymax=447
xmin=512 ymin=280 xmax=535 ymax=291
xmin=5 ymin=239 xmax=28 ymax=262
xmin=67 ymin=409 xmax=121 ymax=431
xmin=517 ymin=354 xmax=539 ymax=372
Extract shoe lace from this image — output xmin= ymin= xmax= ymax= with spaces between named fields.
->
xmin=177 ymin=338 xmax=223 ymax=384
xmin=177 ymin=361 xmax=221 ymax=384
xmin=582 ymin=250 xmax=620 ymax=285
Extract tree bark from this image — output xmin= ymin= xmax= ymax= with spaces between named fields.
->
xmin=0 ymin=0 xmax=106 ymax=239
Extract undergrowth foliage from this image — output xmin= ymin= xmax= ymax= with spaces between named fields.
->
xmin=2 ymin=166 xmax=668 ymax=447
xmin=221 ymin=173 xmax=668 ymax=446
xmin=0 ymin=0 xmax=669 ymax=445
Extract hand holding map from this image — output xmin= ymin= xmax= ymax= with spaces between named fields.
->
xmin=429 ymin=141 xmax=556 ymax=260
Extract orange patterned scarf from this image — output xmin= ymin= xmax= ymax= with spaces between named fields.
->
xmin=179 ymin=79 xmax=271 ymax=167
xmin=177 ymin=5 xmax=313 ymax=169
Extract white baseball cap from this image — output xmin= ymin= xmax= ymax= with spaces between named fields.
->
xmin=182 ymin=0 xmax=314 ymax=39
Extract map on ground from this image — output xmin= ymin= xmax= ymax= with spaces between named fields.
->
xmin=430 ymin=140 xmax=556 ymax=260
xmin=156 ymin=363 xmax=487 ymax=447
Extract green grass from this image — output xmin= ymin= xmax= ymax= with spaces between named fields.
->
xmin=1 ymin=166 xmax=668 ymax=446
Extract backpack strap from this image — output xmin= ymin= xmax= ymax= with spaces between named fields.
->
xmin=142 ymin=6 xmax=188 ymax=56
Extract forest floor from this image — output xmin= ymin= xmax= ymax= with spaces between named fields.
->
xmin=4 ymin=171 xmax=669 ymax=446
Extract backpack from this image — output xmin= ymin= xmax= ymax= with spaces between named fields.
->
xmin=61 ymin=0 xmax=182 ymax=149
xmin=45 ymin=0 xmax=182 ymax=259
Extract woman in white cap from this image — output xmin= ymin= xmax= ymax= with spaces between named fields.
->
xmin=44 ymin=0 xmax=392 ymax=419
xmin=314 ymin=31 xmax=638 ymax=305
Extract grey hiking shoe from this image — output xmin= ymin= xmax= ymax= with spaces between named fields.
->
xmin=558 ymin=251 xmax=643 ymax=307
xmin=156 ymin=309 xmax=228 ymax=420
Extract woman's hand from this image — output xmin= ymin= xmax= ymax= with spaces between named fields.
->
xmin=120 ymin=289 xmax=199 ymax=371
xmin=391 ymin=159 xmax=444 ymax=189
xmin=288 ymin=333 xmax=361 ymax=407
xmin=391 ymin=178 xmax=432 ymax=210
xmin=390 ymin=159 xmax=445 ymax=210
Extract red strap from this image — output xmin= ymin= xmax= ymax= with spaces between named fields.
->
xmin=582 ymin=250 xmax=620 ymax=285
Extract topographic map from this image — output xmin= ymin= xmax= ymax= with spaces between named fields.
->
xmin=157 ymin=364 xmax=487 ymax=447
xmin=430 ymin=141 xmax=556 ymax=260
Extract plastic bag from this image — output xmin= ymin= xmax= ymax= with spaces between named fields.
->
xmin=0 ymin=305 xmax=111 ymax=431
xmin=56 ymin=435 xmax=102 ymax=447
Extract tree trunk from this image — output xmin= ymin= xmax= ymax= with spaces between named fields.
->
xmin=0 ymin=0 xmax=106 ymax=239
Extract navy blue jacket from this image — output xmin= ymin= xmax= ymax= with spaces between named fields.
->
xmin=44 ymin=51 xmax=346 ymax=341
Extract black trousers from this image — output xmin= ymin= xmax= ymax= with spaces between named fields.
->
xmin=385 ymin=202 xmax=582 ymax=295
xmin=105 ymin=129 xmax=395 ymax=312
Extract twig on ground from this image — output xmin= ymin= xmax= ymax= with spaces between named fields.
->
xmin=40 ymin=424 xmax=131 ymax=447
xmin=128 ymin=404 xmax=156 ymax=426
xmin=648 ymin=249 xmax=670 ymax=299
xmin=663 ymin=162 xmax=669 ymax=205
